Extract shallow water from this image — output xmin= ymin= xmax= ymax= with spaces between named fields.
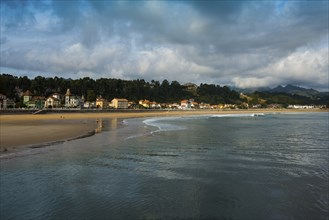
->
xmin=1 ymin=112 xmax=328 ymax=219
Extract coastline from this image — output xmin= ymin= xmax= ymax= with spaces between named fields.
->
xmin=0 ymin=109 xmax=327 ymax=154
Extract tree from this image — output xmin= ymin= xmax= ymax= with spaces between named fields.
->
xmin=31 ymin=76 xmax=46 ymax=96
xmin=87 ymin=90 xmax=96 ymax=102
xmin=0 ymin=74 xmax=18 ymax=98
xmin=18 ymin=76 xmax=31 ymax=92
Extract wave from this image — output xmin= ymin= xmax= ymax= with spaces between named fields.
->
xmin=125 ymin=132 xmax=152 ymax=140
xmin=144 ymin=113 xmax=266 ymax=131
xmin=123 ymin=117 xmax=186 ymax=140
xmin=124 ymin=113 xmax=266 ymax=139
xmin=143 ymin=117 xmax=186 ymax=134
xmin=210 ymin=113 xmax=265 ymax=118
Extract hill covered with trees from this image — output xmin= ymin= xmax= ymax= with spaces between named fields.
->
xmin=0 ymin=74 xmax=328 ymax=108
xmin=0 ymin=74 xmax=242 ymax=105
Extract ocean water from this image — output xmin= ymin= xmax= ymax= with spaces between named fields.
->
xmin=0 ymin=112 xmax=328 ymax=220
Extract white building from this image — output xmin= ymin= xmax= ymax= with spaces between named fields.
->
xmin=0 ymin=94 xmax=7 ymax=109
xmin=45 ymin=96 xmax=60 ymax=108
xmin=287 ymin=105 xmax=315 ymax=109
xmin=181 ymin=99 xmax=195 ymax=109
xmin=65 ymin=89 xmax=84 ymax=108
xmin=84 ymin=101 xmax=95 ymax=108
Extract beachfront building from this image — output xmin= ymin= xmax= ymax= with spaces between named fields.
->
xmin=139 ymin=99 xmax=150 ymax=108
xmin=52 ymin=93 xmax=61 ymax=100
xmin=27 ymin=99 xmax=36 ymax=108
xmin=149 ymin=101 xmax=160 ymax=109
xmin=181 ymin=99 xmax=191 ymax=109
xmin=128 ymin=101 xmax=138 ymax=109
xmin=22 ymin=90 xmax=45 ymax=108
xmin=111 ymin=98 xmax=128 ymax=109
xmin=45 ymin=93 xmax=64 ymax=108
xmin=167 ymin=103 xmax=180 ymax=109
xmin=32 ymin=96 xmax=46 ymax=109
xmin=191 ymin=101 xmax=199 ymax=109
xmin=0 ymin=94 xmax=7 ymax=109
xmin=96 ymin=97 xmax=108 ymax=109
xmin=6 ymin=99 xmax=16 ymax=108
xmin=68 ymin=96 xmax=83 ymax=108
xmin=22 ymin=90 xmax=33 ymax=107
xmin=84 ymin=101 xmax=95 ymax=109
xmin=287 ymin=105 xmax=315 ymax=109
xmin=65 ymin=89 xmax=73 ymax=107
xmin=45 ymin=96 xmax=60 ymax=108
xmin=199 ymin=102 xmax=211 ymax=109
xmin=65 ymin=89 xmax=84 ymax=108
xmin=224 ymin=104 xmax=237 ymax=109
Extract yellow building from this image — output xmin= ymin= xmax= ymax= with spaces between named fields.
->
xmin=111 ymin=98 xmax=128 ymax=109
xmin=96 ymin=97 xmax=108 ymax=109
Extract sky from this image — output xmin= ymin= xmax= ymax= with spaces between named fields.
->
xmin=0 ymin=0 xmax=328 ymax=90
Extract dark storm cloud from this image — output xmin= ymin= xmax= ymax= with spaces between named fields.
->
xmin=0 ymin=0 xmax=328 ymax=90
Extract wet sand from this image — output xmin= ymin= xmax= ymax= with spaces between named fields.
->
xmin=0 ymin=109 xmax=327 ymax=153
xmin=0 ymin=118 xmax=98 ymax=152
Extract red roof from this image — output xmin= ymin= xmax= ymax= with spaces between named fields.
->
xmin=23 ymin=90 xmax=33 ymax=96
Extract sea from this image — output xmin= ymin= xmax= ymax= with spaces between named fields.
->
xmin=0 ymin=112 xmax=328 ymax=220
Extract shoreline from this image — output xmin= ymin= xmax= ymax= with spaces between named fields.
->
xmin=1 ymin=109 xmax=327 ymax=154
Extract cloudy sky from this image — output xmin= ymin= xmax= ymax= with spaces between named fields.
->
xmin=1 ymin=0 xmax=328 ymax=90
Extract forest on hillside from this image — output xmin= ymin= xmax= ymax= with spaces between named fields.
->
xmin=0 ymin=74 xmax=328 ymax=107
xmin=0 ymin=74 xmax=242 ymax=105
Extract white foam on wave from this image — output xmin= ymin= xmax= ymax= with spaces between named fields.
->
xmin=210 ymin=113 xmax=265 ymax=118
xmin=143 ymin=113 xmax=265 ymax=132
xmin=143 ymin=117 xmax=186 ymax=134
xmin=123 ymin=117 xmax=186 ymax=140
xmin=125 ymin=132 xmax=152 ymax=140
xmin=125 ymin=113 xmax=266 ymax=139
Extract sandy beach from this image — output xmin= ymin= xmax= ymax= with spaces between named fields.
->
xmin=0 ymin=109 xmax=327 ymax=153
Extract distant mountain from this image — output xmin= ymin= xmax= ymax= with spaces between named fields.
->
xmin=233 ymin=87 xmax=271 ymax=94
xmin=235 ymin=84 xmax=328 ymax=100
xmin=269 ymin=84 xmax=320 ymax=98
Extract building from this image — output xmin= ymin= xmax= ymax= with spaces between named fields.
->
xmin=181 ymin=99 xmax=192 ymax=109
xmin=65 ymin=89 xmax=72 ymax=107
xmin=191 ymin=101 xmax=199 ymax=109
xmin=128 ymin=101 xmax=137 ymax=109
xmin=45 ymin=96 xmax=60 ymax=108
xmin=96 ymin=97 xmax=108 ymax=109
xmin=199 ymin=102 xmax=210 ymax=109
xmin=84 ymin=101 xmax=95 ymax=109
xmin=22 ymin=90 xmax=33 ymax=106
xmin=172 ymin=103 xmax=181 ymax=109
xmin=111 ymin=98 xmax=128 ymax=109
xmin=65 ymin=89 xmax=83 ymax=108
xmin=33 ymin=96 xmax=46 ymax=109
xmin=139 ymin=99 xmax=150 ymax=108
xmin=287 ymin=105 xmax=315 ymax=109
xmin=150 ymin=101 xmax=161 ymax=109
xmin=0 ymin=94 xmax=7 ymax=109
xmin=44 ymin=93 xmax=62 ymax=108
xmin=52 ymin=93 xmax=61 ymax=100
xmin=6 ymin=99 xmax=16 ymax=108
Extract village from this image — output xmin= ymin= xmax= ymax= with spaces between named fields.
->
xmin=0 ymin=89 xmax=239 ymax=110
xmin=0 ymin=88 xmax=324 ymax=111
